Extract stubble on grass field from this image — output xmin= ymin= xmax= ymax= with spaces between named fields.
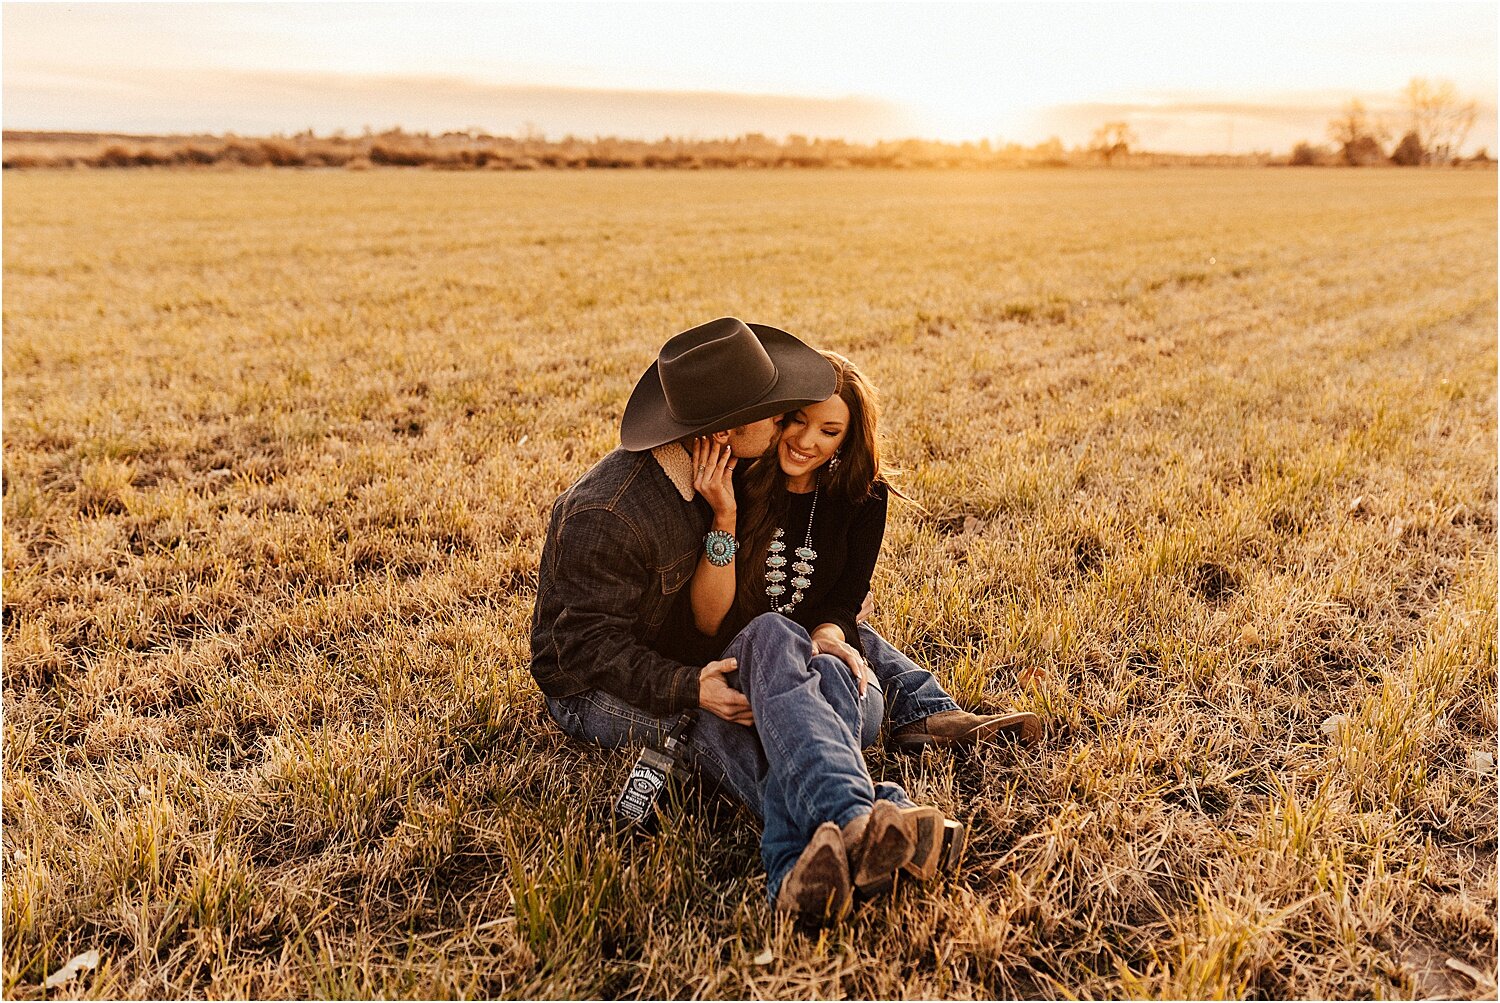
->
xmin=2 ymin=168 xmax=1496 ymax=1000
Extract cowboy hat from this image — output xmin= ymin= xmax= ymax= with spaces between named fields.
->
xmin=620 ymin=317 xmax=835 ymax=451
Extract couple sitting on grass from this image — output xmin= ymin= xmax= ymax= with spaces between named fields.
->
xmin=530 ymin=318 xmax=1040 ymax=925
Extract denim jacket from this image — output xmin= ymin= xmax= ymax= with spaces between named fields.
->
xmin=530 ymin=445 xmax=709 ymax=716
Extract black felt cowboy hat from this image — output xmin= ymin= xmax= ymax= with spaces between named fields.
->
xmin=620 ymin=317 xmax=836 ymax=451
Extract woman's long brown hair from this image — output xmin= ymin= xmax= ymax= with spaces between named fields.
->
xmin=732 ymin=351 xmax=888 ymax=623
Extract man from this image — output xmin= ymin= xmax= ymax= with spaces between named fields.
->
xmin=530 ymin=317 xmax=1039 ymax=922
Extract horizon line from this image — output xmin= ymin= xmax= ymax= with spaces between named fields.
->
xmin=10 ymin=127 xmax=1495 ymax=163
xmin=7 ymin=68 xmax=1495 ymax=157
xmin=0 ymin=126 xmax=1297 ymax=157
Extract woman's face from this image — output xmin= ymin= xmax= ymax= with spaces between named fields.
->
xmin=778 ymin=395 xmax=850 ymax=481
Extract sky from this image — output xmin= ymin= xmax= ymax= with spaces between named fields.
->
xmin=4 ymin=2 xmax=1497 ymax=154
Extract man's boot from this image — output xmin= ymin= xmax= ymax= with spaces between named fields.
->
xmin=889 ymin=709 xmax=1042 ymax=754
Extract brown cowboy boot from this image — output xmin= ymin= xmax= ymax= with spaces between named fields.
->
xmin=938 ymin=818 xmax=969 ymax=876
xmin=841 ymin=801 xmax=941 ymax=896
xmin=889 ymin=709 xmax=1042 ymax=754
xmin=900 ymin=808 xmax=950 ymax=882
xmin=775 ymin=822 xmax=852 ymax=925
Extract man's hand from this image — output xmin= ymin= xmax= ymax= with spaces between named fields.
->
xmin=811 ymin=636 xmax=869 ymax=696
xmin=699 ymin=657 xmax=753 ymax=725
xmin=691 ymin=437 xmax=738 ymax=522
xmin=856 ymin=590 xmax=874 ymax=624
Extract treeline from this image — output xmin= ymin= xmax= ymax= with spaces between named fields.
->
xmin=1293 ymin=77 xmax=1492 ymax=167
xmin=3 ymin=129 xmax=1276 ymax=171
xmin=1291 ymin=137 xmax=1493 ymax=168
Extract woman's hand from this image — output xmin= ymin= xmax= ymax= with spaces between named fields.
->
xmin=811 ymin=635 xmax=869 ymax=696
xmin=692 ymin=437 xmax=738 ymax=522
xmin=688 ymin=437 xmax=739 ymax=636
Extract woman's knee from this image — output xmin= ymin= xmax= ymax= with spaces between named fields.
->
xmin=745 ymin=612 xmax=809 ymax=642
xmin=808 ymin=653 xmax=847 ymax=677
xmin=734 ymin=614 xmax=812 ymax=684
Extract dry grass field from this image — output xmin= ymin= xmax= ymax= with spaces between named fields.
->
xmin=3 ymin=168 xmax=1496 ymax=1000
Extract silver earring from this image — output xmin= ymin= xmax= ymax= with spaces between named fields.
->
xmin=828 ymin=450 xmax=842 ymax=471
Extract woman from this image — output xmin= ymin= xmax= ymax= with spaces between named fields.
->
xmin=689 ymin=350 xmax=888 ymax=692
xmin=687 ymin=351 xmax=944 ymax=922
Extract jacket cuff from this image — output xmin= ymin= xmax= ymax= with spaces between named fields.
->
xmin=670 ymin=663 xmax=701 ymax=713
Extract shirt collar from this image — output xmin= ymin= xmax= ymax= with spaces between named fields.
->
xmin=651 ymin=443 xmax=695 ymax=502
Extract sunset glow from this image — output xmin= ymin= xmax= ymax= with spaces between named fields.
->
xmin=4 ymin=2 xmax=1496 ymax=154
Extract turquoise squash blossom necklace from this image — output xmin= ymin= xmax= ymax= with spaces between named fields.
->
xmin=766 ymin=486 xmax=818 ymax=613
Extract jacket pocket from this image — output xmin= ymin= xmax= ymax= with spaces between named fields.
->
xmin=645 ymin=549 xmax=697 ymax=630
xmin=659 ymin=549 xmax=697 ymax=597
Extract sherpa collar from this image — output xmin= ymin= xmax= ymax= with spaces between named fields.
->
xmin=651 ymin=443 xmax=695 ymax=502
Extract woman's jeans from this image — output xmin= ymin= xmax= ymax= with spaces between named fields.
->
xmin=546 ymin=614 xmax=960 ymax=900
xmin=855 ymin=622 xmax=960 ymax=730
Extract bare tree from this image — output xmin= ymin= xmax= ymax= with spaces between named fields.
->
xmin=1401 ymin=78 xmax=1478 ymax=164
xmin=1327 ymin=99 xmax=1389 ymax=166
xmin=1090 ymin=121 xmax=1138 ymax=166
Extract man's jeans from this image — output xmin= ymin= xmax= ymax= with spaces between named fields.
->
xmin=547 ymin=616 xmax=958 ymax=899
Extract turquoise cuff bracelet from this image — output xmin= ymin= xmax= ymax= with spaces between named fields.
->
xmin=704 ymin=529 xmax=738 ymax=567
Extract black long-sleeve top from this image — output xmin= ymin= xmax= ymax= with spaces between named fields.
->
xmin=664 ymin=481 xmax=889 ymax=664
